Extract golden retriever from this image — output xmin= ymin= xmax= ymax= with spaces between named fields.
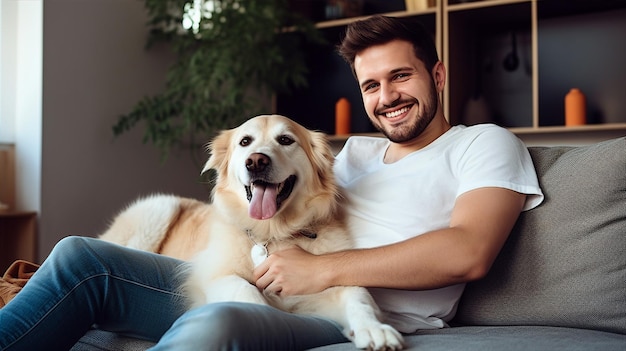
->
xmin=100 ymin=115 xmax=403 ymax=350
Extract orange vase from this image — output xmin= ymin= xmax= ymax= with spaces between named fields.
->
xmin=565 ymin=88 xmax=586 ymax=126
xmin=335 ymin=98 xmax=351 ymax=135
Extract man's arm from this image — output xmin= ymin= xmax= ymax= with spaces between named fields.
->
xmin=253 ymin=187 xmax=526 ymax=296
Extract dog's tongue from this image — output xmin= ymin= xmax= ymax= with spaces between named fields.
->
xmin=249 ymin=183 xmax=277 ymax=220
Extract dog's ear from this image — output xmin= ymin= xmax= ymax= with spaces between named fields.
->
xmin=202 ymin=129 xmax=234 ymax=175
xmin=307 ymin=130 xmax=337 ymax=189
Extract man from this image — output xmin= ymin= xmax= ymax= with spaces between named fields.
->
xmin=253 ymin=14 xmax=543 ymax=335
xmin=0 ymin=15 xmax=542 ymax=351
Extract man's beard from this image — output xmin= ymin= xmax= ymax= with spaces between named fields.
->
xmin=373 ymin=80 xmax=439 ymax=143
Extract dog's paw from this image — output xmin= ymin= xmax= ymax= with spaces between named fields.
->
xmin=351 ymin=323 xmax=404 ymax=350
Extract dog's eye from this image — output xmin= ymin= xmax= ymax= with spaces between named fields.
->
xmin=240 ymin=136 xmax=252 ymax=146
xmin=277 ymin=135 xmax=295 ymax=146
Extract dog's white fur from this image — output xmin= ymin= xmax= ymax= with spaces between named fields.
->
xmin=100 ymin=115 xmax=403 ymax=350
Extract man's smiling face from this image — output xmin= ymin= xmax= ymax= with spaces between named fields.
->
xmin=354 ymin=39 xmax=439 ymax=143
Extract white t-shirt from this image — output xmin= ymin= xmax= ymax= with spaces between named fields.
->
xmin=334 ymin=124 xmax=544 ymax=333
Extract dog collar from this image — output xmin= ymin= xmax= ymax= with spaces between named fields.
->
xmin=292 ymin=231 xmax=317 ymax=239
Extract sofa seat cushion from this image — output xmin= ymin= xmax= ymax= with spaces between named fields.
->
xmin=310 ymin=326 xmax=626 ymax=351
xmin=454 ymin=137 xmax=626 ymax=334
xmin=74 ymin=326 xmax=626 ymax=351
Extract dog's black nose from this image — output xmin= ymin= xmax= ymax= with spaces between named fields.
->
xmin=246 ymin=153 xmax=270 ymax=172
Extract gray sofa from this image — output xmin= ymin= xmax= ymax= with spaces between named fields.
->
xmin=72 ymin=137 xmax=626 ymax=351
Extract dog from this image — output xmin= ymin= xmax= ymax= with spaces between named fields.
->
xmin=100 ymin=115 xmax=403 ymax=350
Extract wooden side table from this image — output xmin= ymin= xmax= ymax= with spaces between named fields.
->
xmin=0 ymin=211 xmax=38 ymax=273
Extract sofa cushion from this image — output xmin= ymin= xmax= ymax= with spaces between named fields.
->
xmin=410 ymin=326 xmax=626 ymax=351
xmin=454 ymin=137 xmax=626 ymax=335
xmin=76 ymin=326 xmax=626 ymax=351
xmin=311 ymin=326 xmax=626 ymax=351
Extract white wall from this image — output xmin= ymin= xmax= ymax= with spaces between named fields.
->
xmin=0 ymin=0 xmax=17 ymax=143
xmin=15 ymin=0 xmax=42 ymax=214
xmin=1 ymin=0 xmax=43 ymax=214
xmin=40 ymin=0 xmax=211 ymax=260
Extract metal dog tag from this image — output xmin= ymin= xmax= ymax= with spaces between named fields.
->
xmin=251 ymin=244 xmax=268 ymax=267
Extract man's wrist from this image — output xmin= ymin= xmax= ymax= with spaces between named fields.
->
xmin=320 ymin=250 xmax=351 ymax=288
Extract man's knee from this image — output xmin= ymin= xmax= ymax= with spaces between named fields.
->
xmin=47 ymin=236 xmax=114 ymax=273
xmin=56 ymin=235 xmax=112 ymax=253
xmin=160 ymin=302 xmax=269 ymax=349
xmin=183 ymin=302 xmax=257 ymax=336
xmin=49 ymin=236 xmax=94 ymax=262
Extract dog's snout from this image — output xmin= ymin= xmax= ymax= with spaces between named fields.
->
xmin=246 ymin=153 xmax=271 ymax=172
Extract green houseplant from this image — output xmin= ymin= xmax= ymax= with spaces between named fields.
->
xmin=113 ymin=0 xmax=321 ymax=161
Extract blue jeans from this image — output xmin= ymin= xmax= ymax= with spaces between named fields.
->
xmin=0 ymin=236 xmax=348 ymax=350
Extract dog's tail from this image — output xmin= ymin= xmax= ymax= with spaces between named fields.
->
xmin=99 ymin=193 xmax=182 ymax=253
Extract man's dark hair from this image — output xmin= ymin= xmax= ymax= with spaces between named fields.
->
xmin=338 ymin=15 xmax=439 ymax=77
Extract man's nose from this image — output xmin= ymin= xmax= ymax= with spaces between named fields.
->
xmin=379 ymin=83 xmax=400 ymax=107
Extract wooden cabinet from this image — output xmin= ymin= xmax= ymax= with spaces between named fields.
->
xmin=276 ymin=0 xmax=626 ymax=140
xmin=1 ymin=144 xmax=38 ymax=272
xmin=0 ymin=212 xmax=38 ymax=273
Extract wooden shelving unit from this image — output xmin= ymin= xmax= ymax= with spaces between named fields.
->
xmin=276 ymin=0 xmax=626 ymax=141
xmin=444 ymin=0 xmax=626 ymax=134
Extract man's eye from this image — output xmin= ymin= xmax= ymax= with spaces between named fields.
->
xmin=394 ymin=73 xmax=410 ymax=80
xmin=240 ymin=136 xmax=252 ymax=146
xmin=364 ymin=82 xmax=379 ymax=92
xmin=277 ymin=135 xmax=295 ymax=145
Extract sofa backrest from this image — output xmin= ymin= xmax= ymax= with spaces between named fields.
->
xmin=453 ymin=137 xmax=626 ymax=335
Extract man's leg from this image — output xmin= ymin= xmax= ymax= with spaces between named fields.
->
xmin=151 ymin=302 xmax=350 ymax=351
xmin=0 ymin=236 xmax=187 ymax=350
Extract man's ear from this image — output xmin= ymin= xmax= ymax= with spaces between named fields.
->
xmin=432 ymin=61 xmax=446 ymax=93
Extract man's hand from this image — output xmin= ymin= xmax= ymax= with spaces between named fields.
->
xmin=252 ymin=246 xmax=332 ymax=297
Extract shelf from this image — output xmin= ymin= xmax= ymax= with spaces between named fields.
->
xmin=315 ymin=9 xmax=437 ymax=29
xmin=538 ymin=0 xmax=626 ymax=19
xmin=447 ymin=0 xmax=531 ymax=12
xmin=328 ymin=123 xmax=626 ymax=141
xmin=328 ymin=133 xmax=383 ymax=142
xmin=0 ymin=210 xmax=37 ymax=218
xmin=510 ymin=123 xmax=626 ymax=135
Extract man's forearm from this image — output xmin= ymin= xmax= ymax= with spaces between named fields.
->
xmin=322 ymin=228 xmax=480 ymax=291
xmin=324 ymin=188 xmax=525 ymax=291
